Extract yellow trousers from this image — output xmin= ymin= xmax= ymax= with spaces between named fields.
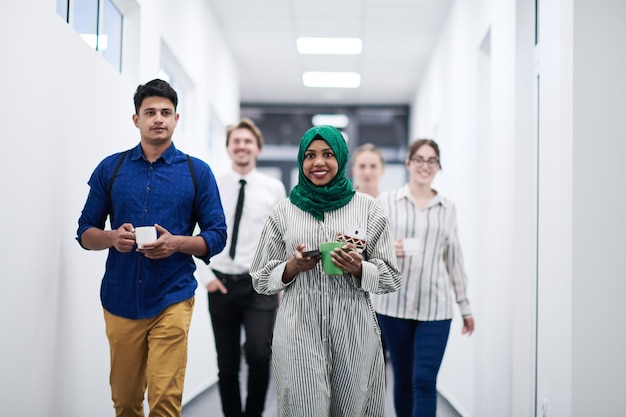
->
xmin=103 ymin=297 xmax=195 ymax=417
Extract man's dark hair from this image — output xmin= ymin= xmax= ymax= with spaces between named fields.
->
xmin=133 ymin=79 xmax=178 ymax=114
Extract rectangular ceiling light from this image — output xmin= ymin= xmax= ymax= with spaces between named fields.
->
xmin=302 ymin=72 xmax=361 ymax=88
xmin=312 ymin=114 xmax=350 ymax=128
xmin=297 ymin=37 xmax=362 ymax=55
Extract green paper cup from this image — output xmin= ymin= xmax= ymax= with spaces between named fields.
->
xmin=320 ymin=242 xmax=344 ymax=275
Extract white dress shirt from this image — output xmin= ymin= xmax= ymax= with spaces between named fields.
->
xmin=371 ymin=185 xmax=472 ymax=321
xmin=198 ymin=168 xmax=286 ymax=285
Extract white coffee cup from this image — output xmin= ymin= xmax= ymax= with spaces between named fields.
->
xmin=135 ymin=226 xmax=157 ymax=248
xmin=402 ymin=238 xmax=421 ymax=256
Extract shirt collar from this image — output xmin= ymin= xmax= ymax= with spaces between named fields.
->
xmin=228 ymin=167 xmax=258 ymax=182
xmin=397 ymin=184 xmax=448 ymax=208
xmin=130 ymin=142 xmax=178 ymax=164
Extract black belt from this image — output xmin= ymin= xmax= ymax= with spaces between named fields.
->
xmin=212 ymin=269 xmax=251 ymax=282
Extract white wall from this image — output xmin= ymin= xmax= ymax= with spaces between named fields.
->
xmin=535 ymin=1 xmax=626 ymax=416
xmin=410 ymin=4 xmax=484 ymax=413
xmin=411 ymin=0 xmax=547 ymax=415
xmin=535 ymin=0 xmax=574 ymax=415
xmin=410 ymin=0 xmax=519 ymax=414
xmin=412 ymin=0 xmax=626 ymax=416
xmin=569 ymin=0 xmax=626 ymax=415
xmin=0 ymin=1 xmax=239 ymax=416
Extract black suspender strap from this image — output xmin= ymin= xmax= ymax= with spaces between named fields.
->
xmin=186 ymin=154 xmax=197 ymax=193
xmin=107 ymin=150 xmax=130 ymax=225
xmin=186 ymin=154 xmax=198 ymax=226
xmin=108 ymin=150 xmax=130 ymax=197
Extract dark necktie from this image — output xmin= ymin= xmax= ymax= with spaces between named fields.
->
xmin=229 ymin=179 xmax=246 ymax=259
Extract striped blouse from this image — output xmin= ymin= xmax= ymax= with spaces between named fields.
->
xmin=371 ymin=185 xmax=472 ymax=321
xmin=250 ymin=192 xmax=402 ymax=417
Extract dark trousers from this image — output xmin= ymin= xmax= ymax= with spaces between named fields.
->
xmin=208 ymin=271 xmax=278 ymax=417
xmin=377 ymin=314 xmax=451 ymax=417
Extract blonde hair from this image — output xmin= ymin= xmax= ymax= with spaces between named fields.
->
xmin=351 ymin=143 xmax=385 ymax=166
xmin=226 ymin=117 xmax=264 ymax=149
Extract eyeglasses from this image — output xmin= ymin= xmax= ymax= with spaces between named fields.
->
xmin=410 ymin=157 xmax=440 ymax=167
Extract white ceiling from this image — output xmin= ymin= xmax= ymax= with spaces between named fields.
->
xmin=209 ymin=0 xmax=452 ymax=106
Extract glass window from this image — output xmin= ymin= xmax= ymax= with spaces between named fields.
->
xmin=73 ymin=0 xmax=99 ymax=49
xmin=535 ymin=0 xmax=540 ymax=45
xmin=101 ymin=0 xmax=123 ymax=71
xmin=56 ymin=0 xmax=69 ymax=22
xmin=55 ymin=0 xmax=125 ymax=73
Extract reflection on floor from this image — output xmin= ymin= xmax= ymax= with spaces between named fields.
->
xmin=183 ymin=361 xmax=462 ymax=417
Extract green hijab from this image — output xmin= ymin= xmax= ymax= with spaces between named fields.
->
xmin=289 ymin=125 xmax=355 ymax=221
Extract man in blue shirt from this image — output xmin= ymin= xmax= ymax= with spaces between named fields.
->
xmin=77 ymin=79 xmax=227 ymax=417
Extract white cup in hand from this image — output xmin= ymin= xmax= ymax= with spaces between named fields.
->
xmin=402 ymin=238 xmax=421 ymax=256
xmin=135 ymin=226 xmax=157 ymax=249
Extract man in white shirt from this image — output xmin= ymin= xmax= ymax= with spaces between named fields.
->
xmin=204 ymin=118 xmax=286 ymax=417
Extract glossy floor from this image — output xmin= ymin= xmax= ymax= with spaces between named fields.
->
xmin=183 ymin=361 xmax=461 ymax=417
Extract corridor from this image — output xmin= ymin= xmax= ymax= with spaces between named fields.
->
xmin=182 ymin=361 xmax=461 ymax=417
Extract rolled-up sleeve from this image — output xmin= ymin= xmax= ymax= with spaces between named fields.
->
xmin=358 ymin=200 xmax=402 ymax=294
xmin=76 ymin=157 xmax=116 ymax=247
xmin=444 ymin=205 xmax=471 ymax=316
xmin=193 ymin=161 xmax=227 ymax=264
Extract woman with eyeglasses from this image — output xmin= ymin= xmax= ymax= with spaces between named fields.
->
xmin=371 ymin=139 xmax=475 ymax=417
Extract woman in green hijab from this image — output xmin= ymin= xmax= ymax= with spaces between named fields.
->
xmin=250 ymin=125 xmax=402 ymax=416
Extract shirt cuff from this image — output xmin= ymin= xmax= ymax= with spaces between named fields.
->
xmin=458 ymin=300 xmax=472 ymax=317
xmin=194 ymin=261 xmax=217 ymax=287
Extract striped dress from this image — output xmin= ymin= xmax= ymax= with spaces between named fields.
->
xmin=371 ymin=185 xmax=472 ymax=321
xmin=250 ymin=192 xmax=402 ymax=417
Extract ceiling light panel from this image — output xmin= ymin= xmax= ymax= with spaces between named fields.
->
xmin=311 ymin=114 xmax=350 ymax=128
xmin=302 ymin=72 xmax=361 ymax=88
xmin=297 ymin=37 xmax=363 ymax=55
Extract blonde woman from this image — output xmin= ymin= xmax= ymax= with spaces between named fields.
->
xmin=351 ymin=143 xmax=385 ymax=197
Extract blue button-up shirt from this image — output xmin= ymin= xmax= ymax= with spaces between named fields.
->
xmin=77 ymin=143 xmax=227 ymax=319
